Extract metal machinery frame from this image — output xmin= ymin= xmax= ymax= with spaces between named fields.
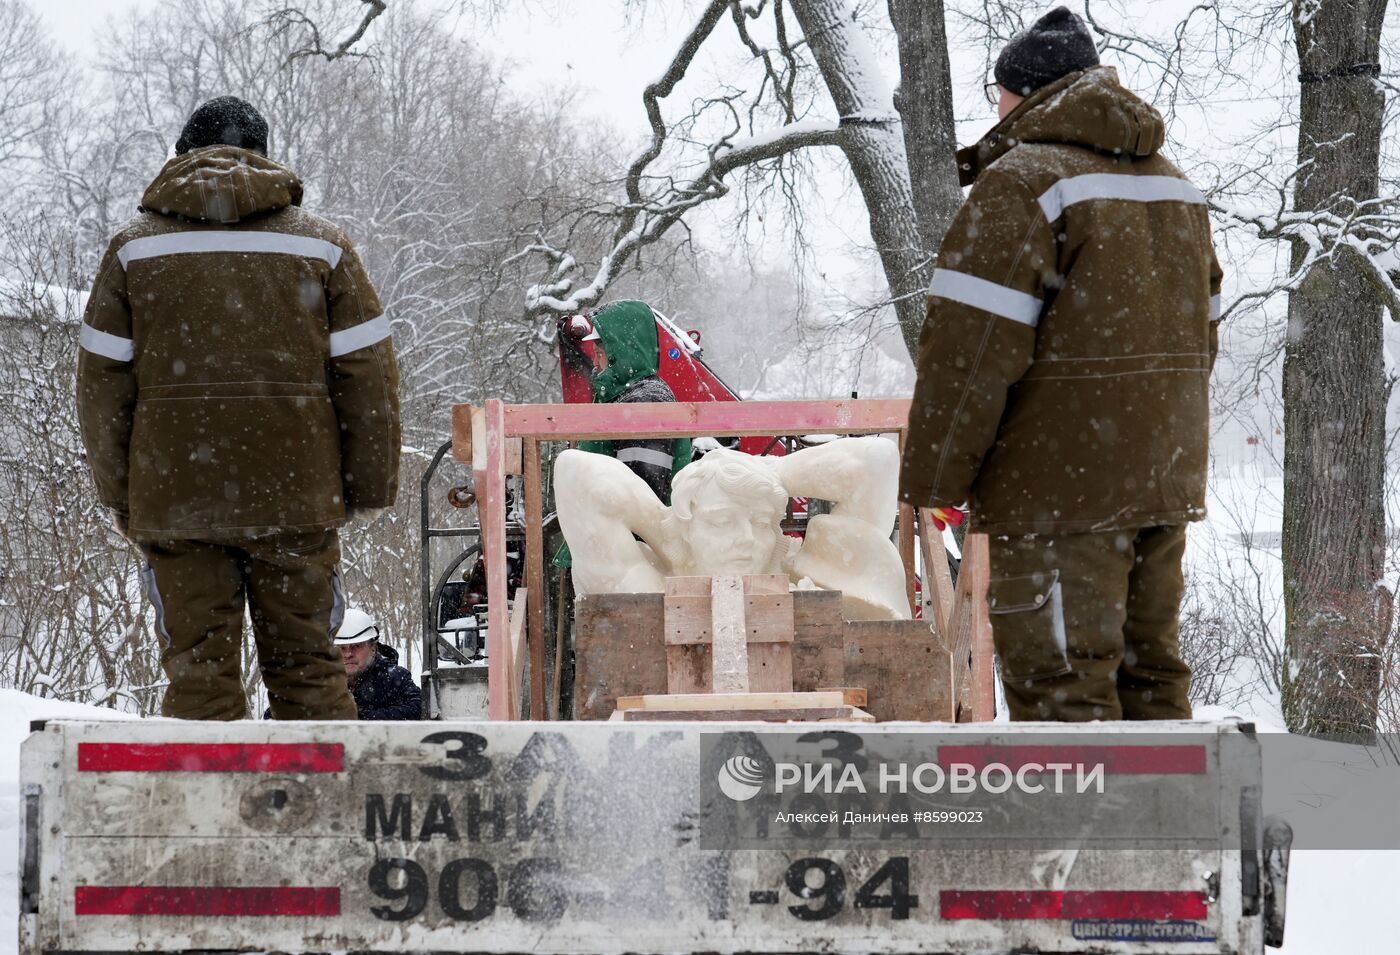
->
xmin=451 ymin=397 xmax=997 ymax=722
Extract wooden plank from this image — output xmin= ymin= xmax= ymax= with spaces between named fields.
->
xmin=710 ymin=575 xmax=749 ymax=694
xmin=505 ymin=437 xmax=524 ymax=476
xmin=743 ymin=576 xmax=792 ymax=692
xmin=791 ymin=590 xmax=845 ymax=693
xmin=899 ymin=502 xmax=917 ymax=616
xmin=615 ymin=691 xmax=847 ymax=712
xmin=744 ymin=594 xmax=794 ymax=642
xmin=917 ymin=509 xmax=958 ymax=718
xmin=666 ymin=645 xmax=711 ymax=696
xmin=552 ymin=568 xmax=569 ymax=720
xmin=664 ymin=578 xmax=712 ymax=693
xmin=964 ymin=533 xmax=996 ymax=721
xmin=507 ymin=588 xmax=528 ymax=719
xmin=918 ymin=509 xmax=956 ymax=642
xmin=498 ymin=398 xmax=912 ymax=441
xmin=844 ymin=620 xmax=954 ymax=722
xmin=522 ymin=439 xmax=545 ymax=720
xmin=451 ymin=403 xmax=475 ymax=465
xmin=480 ymin=399 xmax=510 ymax=720
xmin=622 ymin=705 xmax=874 ymax=723
xmin=573 ymin=593 xmax=667 ymax=720
xmin=663 ymin=593 xmax=713 ymax=645
xmin=816 ymin=687 xmax=868 ymax=707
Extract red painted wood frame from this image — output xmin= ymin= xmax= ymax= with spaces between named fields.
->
xmin=452 ymin=398 xmax=995 ymax=721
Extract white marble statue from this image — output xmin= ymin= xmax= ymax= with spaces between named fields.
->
xmin=554 ymin=435 xmax=910 ymax=620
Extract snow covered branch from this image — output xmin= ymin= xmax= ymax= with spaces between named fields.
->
xmin=517 ymin=0 xmax=934 ymax=354
xmin=1211 ymin=192 xmax=1400 ymax=323
xmin=267 ymin=0 xmax=388 ymax=62
xmin=525 ymin=118 xmax=841 ymax=314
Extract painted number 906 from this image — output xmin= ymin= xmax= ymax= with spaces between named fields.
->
xmin=367 ymin=856 xmax=564 ymax=923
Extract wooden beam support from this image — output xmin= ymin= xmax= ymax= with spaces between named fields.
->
xmin=918 ymin=509 xmax=956 ymax=642
xmin=964 ymin=533 xmax=996 ymax=721
xmin=899 ymin=503 xmax=917 ymax=616
xmin=496 ymin=398 xmax=911 ymax=441
xmin=507 ymin=588 xmax=528 ymax=719
xmin=451 ymin=403 xmax=475 ymax=465
xmin=522 ymin=439 xmax=546 ymax=719
xmin=480 ymin=399 xmax=510 ymax=720
xmin=710 ymin=575 xmax=749 ymax=694
xmin=615 ymin=690 xmax=847 ymax=712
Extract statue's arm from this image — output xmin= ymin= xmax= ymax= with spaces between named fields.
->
xmin=553 ymin=449 xmax=670 ymax=591
xmin=770 ymin=436 xmax=898 ymax=535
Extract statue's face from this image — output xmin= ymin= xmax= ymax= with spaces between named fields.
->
xmin=682 ymin=481 xmax=783 ymax=575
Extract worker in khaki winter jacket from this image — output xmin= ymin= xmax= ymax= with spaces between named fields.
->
xmin=899 ymin=8 xmax=1222 ymax=722
xmin=77 ymin=96 xmax=400 ymax=721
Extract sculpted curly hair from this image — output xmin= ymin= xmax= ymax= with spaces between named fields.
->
xmin=669 ymin=450 xmax=788 ymax=521
xmin=664 ymin=450 xmax=791 ymax=574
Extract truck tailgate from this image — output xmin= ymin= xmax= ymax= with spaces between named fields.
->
xmin=19 ymin=719 xmax=1263 ymax=954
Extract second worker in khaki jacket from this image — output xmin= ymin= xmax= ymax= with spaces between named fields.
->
xmin=77 ymin=96 xmax=400 ymax=721
xmin=900 ymin=8 xmax=1222 ymax=722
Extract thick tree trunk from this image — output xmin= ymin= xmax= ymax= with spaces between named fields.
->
xmin=790 ymin=0 xmax=933 ymax=356
xmin=1281 ymin=0 xmax=1390 ymax=738
xmin=887 ymin=0 xmax=963 ymax=263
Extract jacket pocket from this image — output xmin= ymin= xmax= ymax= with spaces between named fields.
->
xmin=987 ymin=569 xmax=1072 ymax=681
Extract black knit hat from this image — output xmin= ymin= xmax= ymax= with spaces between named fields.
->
xmin=175 ymin=96 xmax=269 ymax=155
xmin=994 ymin=7 xmax=1100 ymax=98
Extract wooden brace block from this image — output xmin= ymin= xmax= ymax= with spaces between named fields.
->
xmin=504 ymin=437 xmax=523 ymax=476
xmin=451 ymin=404 xmax=476 ymax=465
xmin=621 ymin=705 xmax=875 ymax=723
xmin=663 ymin=593 xmax=713 ymax=645
xmin=816 ymin=687 xmax=868 ymax=707
xmin=615 ymin=690 xmax=846 ymax=712
xmin=664 ymin=593 xmax=794 ymax=645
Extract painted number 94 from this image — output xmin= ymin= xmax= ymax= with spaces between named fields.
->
xmin=775 ymin=857 xmax=918 ymax=921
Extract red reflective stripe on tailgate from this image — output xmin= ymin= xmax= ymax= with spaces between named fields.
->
xmin=940 ymin=890 xmax=1209 ymax=920
xmin=941 ymin=890 xmax=1063 ymax=920
xmin=77 ymin=743 xmax=344 ymax=773
xmin=937 ymin=745 xmax=1208 ymax=774
xmin=1064 ymin=890 xmax=1210 ymax=919
xmin=75 ymin=886 xmax=340 ymax=916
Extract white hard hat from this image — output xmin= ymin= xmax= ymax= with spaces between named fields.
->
xmin=569 ymin=315 xmax=600 ymax=341
xmin=334 ymin=607 xmax=379 ymax=645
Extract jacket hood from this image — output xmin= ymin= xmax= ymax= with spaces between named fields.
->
xmin=590 ymin=300 xmax=661 ymax=403
xmin=958 ymin=66 xmax=1165 ymax=185
xmin=140 ymin=145 xmax=303 ymax=223
xmin=374 ymin=643 xmax=401 ymax=667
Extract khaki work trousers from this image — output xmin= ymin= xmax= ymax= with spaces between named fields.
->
xmin=139 ymin=529 xmax=358 ymax=721
xmin=986 ymin=524 xmax=1193 ymax=722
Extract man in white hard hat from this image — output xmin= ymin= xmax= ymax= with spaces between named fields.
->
xmin=333 ymin=607 xmax=421 ymax=720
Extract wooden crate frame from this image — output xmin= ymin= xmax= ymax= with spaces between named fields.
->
xmin=451 ymin=398 xmax=995 ymax=721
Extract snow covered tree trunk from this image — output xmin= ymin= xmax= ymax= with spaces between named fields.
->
xmin=1281 ymin=0 xmax=1390 ymax=738
xmin=887 ymin=0 xmax=963 ymax=266
xmin=790 ymin=0 xmax=931 ymax=355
